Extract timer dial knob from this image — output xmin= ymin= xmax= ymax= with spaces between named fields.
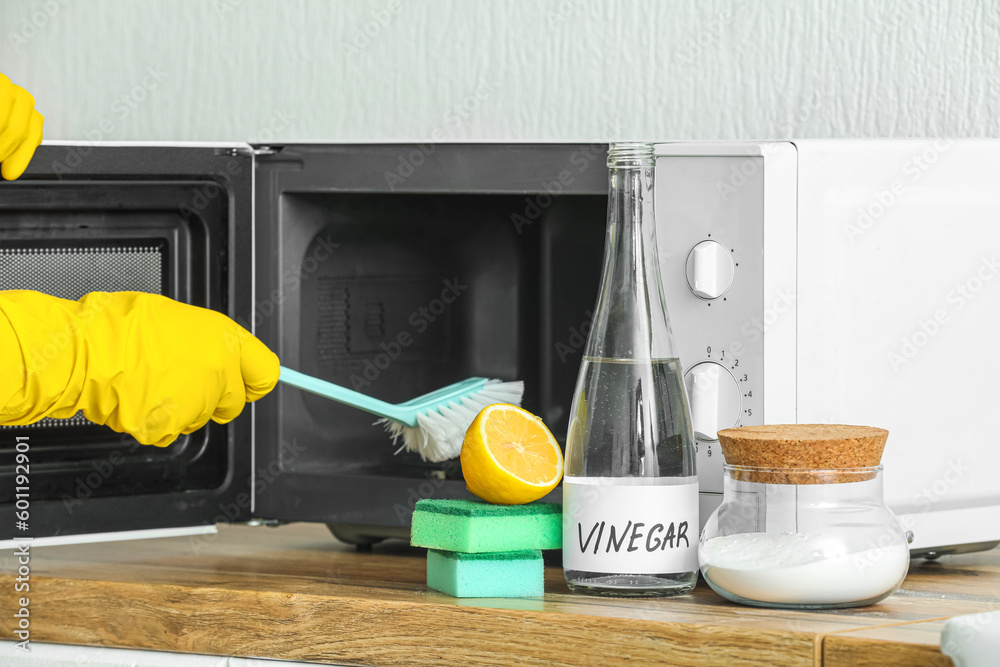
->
xmin=685 ymin=240 xmax=735 ymax=300
xmin=684 ymin=361 xmax=742 ymax=441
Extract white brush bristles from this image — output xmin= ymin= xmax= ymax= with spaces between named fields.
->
xmin=377 ymin=380 xmax=525 ymax=463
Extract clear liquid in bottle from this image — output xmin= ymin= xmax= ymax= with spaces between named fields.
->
xmin=563 ymin=356 xmax=697 ymax=596
xmin=562 ymin=143 xmax=699 ymax=597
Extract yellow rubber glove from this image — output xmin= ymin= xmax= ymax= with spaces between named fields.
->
xmin=0 ymin=291 xmax=280 ymax=446
xmin=0 ymin=74 xmax=44 ymax=180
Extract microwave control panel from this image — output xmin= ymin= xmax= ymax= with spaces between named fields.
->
xmin=654 ymin=155 xmax=765 ymax=493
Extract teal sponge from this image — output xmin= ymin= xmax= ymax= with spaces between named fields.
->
xmin=427 ymin=549 xmax=544 ymax=598
xmin=411 ymin=499 xmax=562 ymax=553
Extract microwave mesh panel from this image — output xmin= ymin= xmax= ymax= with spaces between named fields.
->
xmin=0 ymin=243 xmax=164 ymax=429
xmin=0 ymin=245 xmax=163 ymax=301
xmin=0 ymin=413 xmax=92 ymax=429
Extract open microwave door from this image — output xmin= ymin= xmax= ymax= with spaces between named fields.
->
xmin=0 ymin=142 xmax=255 ymax=544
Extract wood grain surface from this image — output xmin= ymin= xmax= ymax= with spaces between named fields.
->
xmin=823 ymin=620 xmax=955 ymax=667
xmin=2 ymin=523 xmax=997 ymax=666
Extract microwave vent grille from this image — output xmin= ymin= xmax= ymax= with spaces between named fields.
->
xmin=313 ymin=274 xmax=449 ymax=365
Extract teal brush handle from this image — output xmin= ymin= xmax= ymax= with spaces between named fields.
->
xmin=279 ymin=366 xmax=415 ymax=426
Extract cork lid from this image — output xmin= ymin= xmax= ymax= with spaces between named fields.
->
xmin=716 ymin=424 xmax=889 ymax=484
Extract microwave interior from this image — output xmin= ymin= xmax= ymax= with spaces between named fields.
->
xmin=253 ymin=145 xmax=609 ymax=541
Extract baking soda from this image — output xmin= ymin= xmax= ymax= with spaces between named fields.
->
xmin=699 ymin=532 xmax=909 ymax=605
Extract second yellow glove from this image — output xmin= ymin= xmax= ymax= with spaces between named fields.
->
xmin=0 ymin=73 xmax=44 ymax=180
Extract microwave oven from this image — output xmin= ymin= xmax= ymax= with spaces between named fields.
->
xmin=2 ymin=140 xmax=998 ymax=558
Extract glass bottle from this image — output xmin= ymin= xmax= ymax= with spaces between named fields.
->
xmin=562 ymin=142 xmax=699 ymax=597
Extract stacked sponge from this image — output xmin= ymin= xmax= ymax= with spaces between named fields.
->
xmin=412 ymin=498 xmax=562 ymax=598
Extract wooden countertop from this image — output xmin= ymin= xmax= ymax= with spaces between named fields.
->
xmin=2 ymin=522 xmax=998 ymax=666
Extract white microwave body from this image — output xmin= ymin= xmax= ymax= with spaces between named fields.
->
xmin=655 ymin=139 xmax=1000 ymax=554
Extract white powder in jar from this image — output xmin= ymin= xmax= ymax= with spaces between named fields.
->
xmin=699 ymin=532 xmax=909 ymax=605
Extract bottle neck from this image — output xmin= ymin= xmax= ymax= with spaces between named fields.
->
xmin=586 ymin=162 xmax=676 ymax=360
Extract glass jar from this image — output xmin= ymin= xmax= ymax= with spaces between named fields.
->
xmin=699 ymin=464 xmax=911 ymax=609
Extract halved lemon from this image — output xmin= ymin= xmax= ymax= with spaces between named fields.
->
xmin=460 ymin=403 xmax=564 ymax=505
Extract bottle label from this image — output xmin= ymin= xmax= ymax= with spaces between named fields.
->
xmin=562 ymin=477 xmax=699 ymax=575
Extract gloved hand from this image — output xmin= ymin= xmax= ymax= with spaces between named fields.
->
xmin=0 ymin=291 xmax=280 ymax=446
xmin=0 ymin=74 xmax=44 ymax=180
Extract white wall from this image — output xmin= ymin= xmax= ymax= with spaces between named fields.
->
xmin=1 ymin=0 xmax=998 ymax=143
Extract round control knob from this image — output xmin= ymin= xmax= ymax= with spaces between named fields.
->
xmin=684 ymin=361 xmax=742 ymax=441
xmin=685 ymin=240 xmax=735 ymax=300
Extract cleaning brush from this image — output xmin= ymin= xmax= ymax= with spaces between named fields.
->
xmin=278 ymin=366 xmax=524 ymax=463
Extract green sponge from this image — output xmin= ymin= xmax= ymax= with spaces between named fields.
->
xmin=427 ymin=549 xmax=544 ymax=598
xmin=411 ymin=499 xmax=562 ymax=553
